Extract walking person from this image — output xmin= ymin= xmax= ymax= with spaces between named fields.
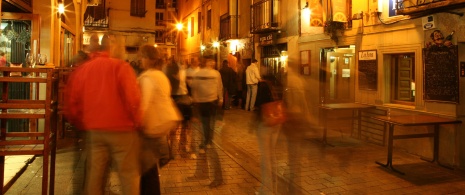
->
xmin=245 ymin=59 xmax=261 ymax=111
xmin=64 ymin=34 xmax=142 ymax=195
xmin=190 ymin=57 xmax=224 ymax=187
xmin=137 ymin=45 xmax=182 ymax=195
xmin=165 ymin=57 xmax=193 ymax=155
xmin=219 ymin=60 xmax=237 ymax=110
xmin=254 ymin=74 xmax=284 ymax=195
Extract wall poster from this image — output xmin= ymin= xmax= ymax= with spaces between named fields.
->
xmin=358 ymin=50 xmax=377 ymax=90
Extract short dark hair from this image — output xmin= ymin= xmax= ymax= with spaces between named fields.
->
xmin=252 ymin=59 xmax=258 ymax=63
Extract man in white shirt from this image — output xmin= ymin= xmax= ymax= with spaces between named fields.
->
xmin=245 ymin=59 xmax=261 ymax=111
xmin=190 ymin=57 xmax=224 ymax=187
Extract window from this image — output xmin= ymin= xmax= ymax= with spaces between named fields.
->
xmin=390 ymin=53 xmax=415 ymax=104
xmin=207 ymin=8 xmax=212 ymax=29
xmin=198 ymin=12 xmax=202 ymax=33
xmin=155 ymin=30 xmax=164 ymax=43
xmin=156 ymin=12 xmax=164 ymax=26
xmin=191 ymin=17 xmax=194 ymax=37
xmin=156 ymin=0 xmax=165 ymax=8
xmin=131 ymin=0 xmax=146 ymax=17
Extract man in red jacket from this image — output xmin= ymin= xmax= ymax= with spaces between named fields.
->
xmin=65 ymin=34 xmax=142 ymax=195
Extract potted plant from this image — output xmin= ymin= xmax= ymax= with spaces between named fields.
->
xmin=324 ymin=16 xmax=346 ymax=44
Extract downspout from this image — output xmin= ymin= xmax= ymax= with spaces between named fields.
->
xmin=236 ymin=0 xmax=238 ymax=38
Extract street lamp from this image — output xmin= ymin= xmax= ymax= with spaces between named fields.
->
xmin=176 ymin=23 xmax=184 ymax=61
xmin=212 ymin=41 xmax=220 ymax=69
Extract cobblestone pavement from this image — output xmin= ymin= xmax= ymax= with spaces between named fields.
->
xmin=5 ymin=107 xmax=465 ymax=194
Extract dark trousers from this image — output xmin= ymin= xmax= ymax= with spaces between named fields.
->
xmin=197 ymin=101 xmax=217 ymax=147
xmin=140 ymin=165 xmax=161 ymax=195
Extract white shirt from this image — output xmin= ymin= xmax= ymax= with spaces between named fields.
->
xmin=246 ymin=62 xmax=261 ymax=85
xmin=190 ymin=67 xmax=223 ymax=103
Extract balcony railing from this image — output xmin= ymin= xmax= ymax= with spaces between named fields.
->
xmin=395 ymin=0 xmax=465 ymax=17
xmin=250 ymin=0 xmax=280 ymax=34
xmin=84 ymin=2 xmax=109 ymax=28
xmin=219 ymin=13 xmax=239 ymax=40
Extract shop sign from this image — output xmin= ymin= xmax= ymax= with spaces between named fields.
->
xmin=259 ymin=33 xmax=273 ymax=46
xmin=359 ymin=50 xmax=377 ymax=60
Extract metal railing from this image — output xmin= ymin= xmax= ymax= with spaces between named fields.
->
xmin=250 ymin=0 xmax=280 ymax=33
xmin=219 ymin=13 xmax=239 ymax=40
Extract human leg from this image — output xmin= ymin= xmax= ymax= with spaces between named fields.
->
xmin=84 ymin=131 xmax=110 ymax=195
xmin=256 ymin=124 xmax=281 ymax=195
xmin=245 ymin=85 xmax=252 ymax=110
xmin=108 ymin=131 xmax=141 ymax=195
xmin=250 ymin=84 xmax=258 ymax=111
xmin=198 ymin=102 xmax=211 ymax=147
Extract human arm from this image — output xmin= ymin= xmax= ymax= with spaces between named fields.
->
xmin=117 ymin=63 xmax=142 ymax=127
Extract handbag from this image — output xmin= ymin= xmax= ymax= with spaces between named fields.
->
xmin=260 ymin=79 xmax=286 ymax=126
xmin=261 ymin=100 xmax=286 ymax=127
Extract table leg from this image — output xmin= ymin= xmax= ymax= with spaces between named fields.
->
xmin=420 ymin=124 xmax=454 ymax=170
xmin=376 ymin=123 xmax=404 ymax=175
xmin=321 ymin=108 xmax=334 ymax=147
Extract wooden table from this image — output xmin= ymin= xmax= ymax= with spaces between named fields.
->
xmin=319 ymin=103 xmax=376 ymax=146
xmin=372 ymin=114 xmax=462 ymax=175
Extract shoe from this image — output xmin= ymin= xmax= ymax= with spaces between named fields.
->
xmin=209 ymin=180 xmax=223 ymax=188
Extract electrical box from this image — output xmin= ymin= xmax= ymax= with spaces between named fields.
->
xmin=370 ymin=0 xmax=383 ymax=13
xmin=422 ymin=15 xmax=436 ymax=30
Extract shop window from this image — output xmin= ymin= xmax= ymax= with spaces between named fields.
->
xmin=390 ymin=53 xmax=415 ymax=104
xmin=198 ymin=12 xmax=202 ymax=33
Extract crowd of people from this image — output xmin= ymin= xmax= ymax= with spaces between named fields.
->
xmin=64 ymin=33 xmax=285 ymax=195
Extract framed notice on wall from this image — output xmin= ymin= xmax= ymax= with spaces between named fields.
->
xmin=358 ymin=50 xmax=378 ymax=90
xmin=423 ymin=45 xmax=459 ymax=103
xmin=300 ymin=50 xmax=310 ymax=75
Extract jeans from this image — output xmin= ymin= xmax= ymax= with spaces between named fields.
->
xmin=245 ymin=84 xmax=258 ymax=111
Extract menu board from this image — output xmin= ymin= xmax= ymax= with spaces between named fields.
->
xmin=358 ymin=50 xmax=377 ymax=90
xmin=423 ymin=46 xmax=459 ymax=103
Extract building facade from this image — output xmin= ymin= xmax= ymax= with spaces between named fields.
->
xmin=179 ymin=0 xmax=465 ymax=169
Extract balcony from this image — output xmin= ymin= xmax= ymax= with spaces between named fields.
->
xmin=250 ymin=0 xmax=280 ymax=34
xmin=219 ymin=13 xmax=238 ymax=40
xmin=2 ymin=0 xmax=32 ymax=12
xmin=84 ymin=3 xmax=109 ymax=28
xmin=395 ymin=0 xmax=465 ymax=17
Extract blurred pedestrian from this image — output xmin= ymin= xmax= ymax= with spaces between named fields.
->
xmin=190 ymin=57 xmax=224 ymax=188
xmin=165 ymin=57 xmax=193 ymax=155
xmin=64 ymin=33 xmax=142 ymax=195
xmin=219 ymin=60 xmax=237 ymax=110
xmin=254 ymin=74 xmax=283 ymax=195
xmin=137 ymin=45 xmax=182 ymax=195
xmin=245 ymin=59 xmax=261 ymax=111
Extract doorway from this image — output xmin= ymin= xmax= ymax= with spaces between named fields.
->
xmin=320 ymin=46 xmax=356 ymax=104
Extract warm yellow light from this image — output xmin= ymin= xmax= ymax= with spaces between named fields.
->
xmin=200 ymin=45 xmax=206 ymax=51
xmin=213 ymin=41 xmax=220 ymax=48
xmin=280 ymin=51 xmax=288 ymax=62
xmin=176 ymin=23 xmax=183 ymax=31
xmin=154 ymin=44 xmax=158 ymax=47
xmin=229 ymin=40 xmax=239 ymax=52
xmin=58 ymin=3 xmax=65 ymax=14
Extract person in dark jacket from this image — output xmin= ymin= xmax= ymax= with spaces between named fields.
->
xmin=219 ymin=60 xmax=237 ymax=110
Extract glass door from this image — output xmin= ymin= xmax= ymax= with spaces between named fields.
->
xmin=324 ymin=48 xmax=355 ymax=103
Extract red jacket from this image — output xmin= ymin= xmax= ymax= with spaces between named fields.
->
xmin=64 ymin=53 xmax=141 ymax=131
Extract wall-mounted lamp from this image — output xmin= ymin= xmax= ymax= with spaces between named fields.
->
xmin=302 ymin=2 xmax=311 ymax=16
xmin=58 ymin=3 xmax=65 ymax=15
xmin=176 ymin=23 xmax=183 ymax=31
xmin=212 ymin=41 xmax=220 ymax=48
